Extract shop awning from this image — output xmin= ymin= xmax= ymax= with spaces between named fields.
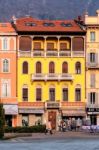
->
xmin=19 ymin=108 xmax=44 ymax=114
xmin=62 ymin=110 xmax=86 ymax=117
xmin=3 ymin=104 xmax=18 ymax=115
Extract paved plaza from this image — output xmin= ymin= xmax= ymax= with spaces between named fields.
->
xmin=0 ymin=132 xmax=99 ymax=150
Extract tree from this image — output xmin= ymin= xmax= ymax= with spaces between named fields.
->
xmin=0 ymin=103 xmax=5 ymax=139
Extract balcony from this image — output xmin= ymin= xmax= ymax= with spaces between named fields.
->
xmin=86 ymin=62 xmax=99 ymax=68
xmin=18 ymin=50 xmax=85 ymax=58
xmin=59 ymin=73 xmax=74 ymax=80
xmin=18 ymin=51 xmax=31 ymax=57
xmin=46 ymin=50 xmax=58 ymax=57
xmin=31 ymin=73 xmax=45 ymax=81
xmin=33 ymin=50 xmax=44 ymax=57
xmin=31 ymin=73 xmax=74 ymax=81
xmin=59 ymin=50 xmax=71 ymax=57
xmin=72 ymin=51 xmax=84 ymax=57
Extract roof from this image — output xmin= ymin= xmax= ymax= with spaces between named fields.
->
xmin=0 ymin=23 xmax=16 ymax=33
xmin=14 ymin=16 xmax=86 ymax=33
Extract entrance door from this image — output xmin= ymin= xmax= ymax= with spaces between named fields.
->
xmin=90 ymin=115 xmax=97 ymax=125
xmin=5 ymin=115 xmax=12 ymax=127
xmin=48 ymin=111 xmax=56 ymax=129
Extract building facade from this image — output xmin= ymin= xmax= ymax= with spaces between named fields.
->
xmin=85 ymin=10 xmax=99 ymax=125
xmin=0 ymin=23 xmax=18 ymax=127
xmin=12 ymin=17 xmax=86 ymax=129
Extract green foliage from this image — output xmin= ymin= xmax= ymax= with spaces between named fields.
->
xmin=5 ymin=125 xmax=46 ymax=133
xmin=0 ymin=103 xmax=5 ymax=139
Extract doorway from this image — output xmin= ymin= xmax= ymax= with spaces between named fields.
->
xmin=48 ymin=111 xmax=56 ymax=129
xmin=90 ymin=115 xmax=97 ymax=125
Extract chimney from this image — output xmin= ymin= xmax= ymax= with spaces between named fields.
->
xmin=12 ymin=15 xmax=17 ymax=24
xmin=96 ymin=10 xmax=99 ymax=17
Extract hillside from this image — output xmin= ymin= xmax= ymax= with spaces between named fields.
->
xmin=0 ymin=0 xmax=98 ymax=21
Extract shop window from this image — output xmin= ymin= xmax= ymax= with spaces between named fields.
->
xmin=22 ymin=115 xmax=29 ymax=126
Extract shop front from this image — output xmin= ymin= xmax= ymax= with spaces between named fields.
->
xmin=86 ymin=108 xmax=99 ymax=125
xmin=3 ymin=104 xmax=18 ymax=127
xmin=18 ymin=108 xmax=44 ymax=126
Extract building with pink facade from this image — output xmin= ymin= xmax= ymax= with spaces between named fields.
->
xmin=0 ymin=23 xmax=18 ymax=127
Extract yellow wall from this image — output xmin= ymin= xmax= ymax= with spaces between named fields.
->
xmin=18 ymin=57 xmax=85 ymax=103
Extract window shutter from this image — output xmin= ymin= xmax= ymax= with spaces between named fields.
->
xmin=88 ymin=93 xmax=90 ymax=105
xmin=95 ymin=93 xmax=98 ymax=106
xmin=95 ymin=53 xmax=98 ymax=64
xmin=19 ymin=36 xmax=32 ymax=51
xmin=87 ymin=53 xmax=90 ymax=64
xmin=7 ymin=82 xmax=10 ymax=97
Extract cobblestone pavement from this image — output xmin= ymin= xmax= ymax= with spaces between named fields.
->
xmin=0 ymin=132 xmax=99 ymax=150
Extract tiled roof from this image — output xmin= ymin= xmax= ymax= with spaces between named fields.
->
xmin=0 ymin=23 xmax=15 ymax=33
xmin=14 ymin=16 xmax=86 ymax=33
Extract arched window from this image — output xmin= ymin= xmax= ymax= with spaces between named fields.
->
xmin=3 ymin=38 xmax=8 ymax=50
xmin=62 ymin=62 xmax=68 ymax=73
xmin=49 ymin=62 xmax=55 ymax=73
xmin=23 ymin=61 xmax=28 ymax=74
xmin=75 ymin=62 xmax=81 ymax=74
xmin=3 ymin=59 xmax=9 ymax=72
xmin=36 ymin=62 xmax=41 ymax=73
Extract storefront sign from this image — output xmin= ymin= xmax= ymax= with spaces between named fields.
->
xmin=86 ymin=108 xmax=99 ymax=112
xmin=46 ymin=102 xmax=60 ymax=108
xmin=19 ymin=108 xmax=44 ymax=114
xmin=3 ymin=105 xmax=18 ymax=115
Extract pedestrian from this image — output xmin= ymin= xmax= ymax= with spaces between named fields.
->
xmin=62 ymin=121 xmax=66 ymax=132
xmin=45 ymin=120 xmax=53 ymax=135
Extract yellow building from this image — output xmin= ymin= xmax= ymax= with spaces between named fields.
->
xmin=85 ymin=10 xmax=99 ymax=125
xmin=13 ymin=17 xmax=86 ymax=129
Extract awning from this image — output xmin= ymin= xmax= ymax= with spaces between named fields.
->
xmin=19 ymin=108 xmax=44 ymax=114
xmin=3 ymin=104 xmax=18 ymax=115
xmin=62 ymin=110 xmax=86 ymax=117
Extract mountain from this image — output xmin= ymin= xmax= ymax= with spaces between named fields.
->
xmin=0 ymin=0 xmax=99 ymax=22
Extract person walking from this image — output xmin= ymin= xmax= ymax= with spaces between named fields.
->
xmin=45 ymin=120 xmax=53 ymax=135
